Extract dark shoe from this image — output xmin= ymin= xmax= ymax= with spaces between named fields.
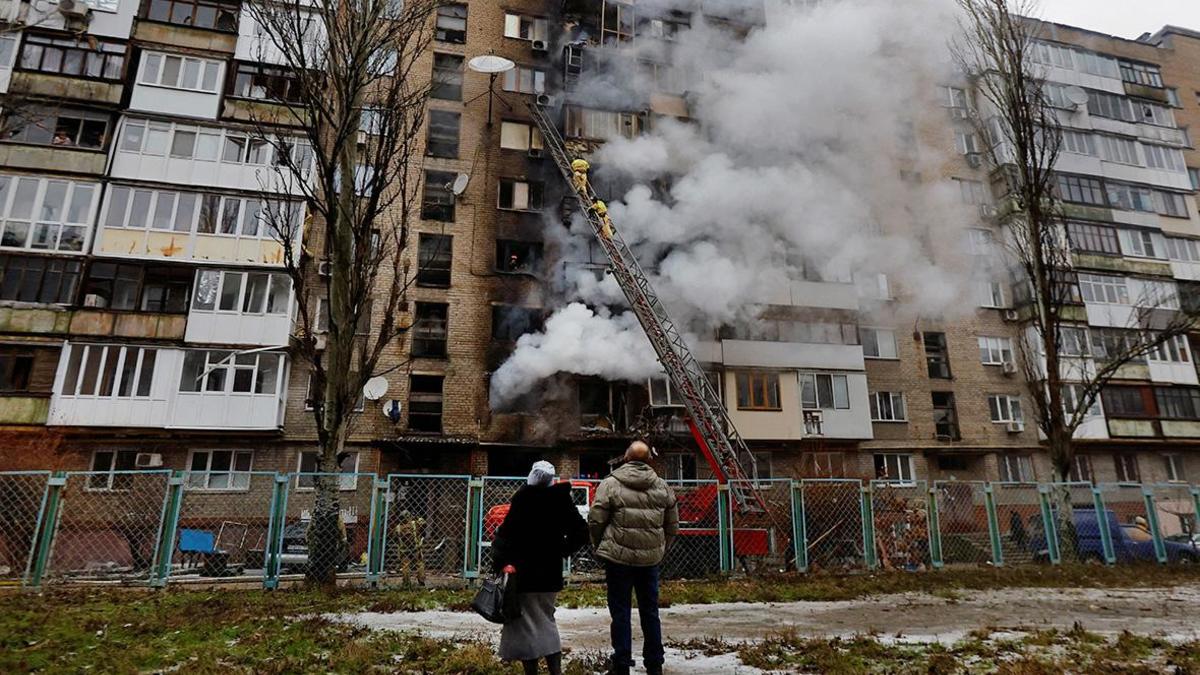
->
xmin=645 ymin=666 xmax=663 ymax=675
xmin=605 ymin=663 xmax=631 ymax=675
xmin=545 ymin=652 xmax=562 ymax=675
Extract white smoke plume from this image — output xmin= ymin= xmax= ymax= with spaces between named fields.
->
xmin=490 ymin=0 xmax=967 ymax=408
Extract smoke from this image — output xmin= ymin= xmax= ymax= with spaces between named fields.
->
xmin=490 ymin=0 xmax=968 ymax=407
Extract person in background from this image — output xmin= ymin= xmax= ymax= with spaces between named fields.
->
xmin=492 ymin=460 xmax=588 ymax=675
xmin=588 ymin=441 xmax=679 ymax=675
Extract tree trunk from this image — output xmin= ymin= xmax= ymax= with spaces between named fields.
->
xmin=306 ymin=422 xmax=349 ymax=584
xmin=1048 ymin=431 xmax=1080 ymax=563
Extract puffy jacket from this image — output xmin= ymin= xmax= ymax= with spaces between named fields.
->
xmin=588 ymin=461 xmax=679 ymax=567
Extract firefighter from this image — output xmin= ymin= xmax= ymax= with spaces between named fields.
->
xmin=592 ymin=200 xmax=614 ymax=239
xmin=571 ymin=158 xmax=591 ymax=195
xmin=393 ymin=510 xmax=426 ymax=586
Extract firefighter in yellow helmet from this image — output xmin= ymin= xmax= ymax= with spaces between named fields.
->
xmin=571 ymin=158 xmax=591 ymax=195
xmin=592 ymin=200 xmax=614 ymax=239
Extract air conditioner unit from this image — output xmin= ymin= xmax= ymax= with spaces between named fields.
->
xmin=527 ymin=147 xmax=544 ymax=159
xmin=1002 ymin=361 xmax=1017 ymax=375
xmin=1005 ymin=421 xmax=1025 ymax=433
xmin=979 ymin=204 xmax=997 ymax=218
xmin=531 ymin=39 xmax=548 ymax=53
xmin=135 ymin=452 xmax=162 ymax=468
xmin=82 ymin=293 xmax=107 ymax=308
xmin=965 ymin=153 xmax=983 ymax=168
xmin=535 ymin=93 xmax=551 ymax=106
xmin=318 ymin=260 xmax=332 ymax=276
xmin=1002 ymin=308 xmax=1020 ymax=322
xmin=57 ymin=0 xmax=92 ymax=20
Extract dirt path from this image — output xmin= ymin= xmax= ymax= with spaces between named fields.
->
xmin=334 ymin=584 xmax=1200 ymax=673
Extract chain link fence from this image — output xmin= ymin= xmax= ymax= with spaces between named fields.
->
xmin=728 ymin=479 xmax=793 ymax=574
xmin=800 ymin=479 xmax=865 ymax=572
xmin=992 ymin=482 xmax=1049 ymax=566
xmin=384 ymin=475 xmax=470 ymax=585
xmin=871 ymin=480 xmax=931 ymax=571
xmin=1151 ymin=483 xmax=1199 ymax=561
xmin=0 ymin=472 xmax=48 ymax=584
xmin=934 ymin=480 xmax=992 ymax=566
xmin=170 ymin=471 xmax=277 ymax=582
xmin=280 ymin=473 xmax=374 ymax=579
xmin=478 ymin=476 xmax=527 ymax=577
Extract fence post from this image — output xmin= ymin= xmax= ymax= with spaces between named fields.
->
xmin=1037 ymin=485 xmax=1061 ymax=565
xmin=262 ymin=473 xmax=290 ymax=590
xmin=365 ymin=477 xmax=390 ymax=587
xmin=1141 ymin=486 xmax=1167 ymax=564
xmin=151 ymin=471 xmax=185 ymax=588
xmin=983 ymin=483 xmax=1004 ymax=567
xmin=1091 ymin=486 xmax=1116 ymax=565
xmin=1192 ymin=487 xmax=1200 ymax=544
xmin=27 ymin=472 xmax=65 ymax=588
xmin=463 ymin=478 xmax=484 ymax=579
xmin=791 ymin=480 xmax=808 ymax=573
xmin=926 ymin=485 xmax=944 ymax=570
xmin=860 ymin=483 xmax=877 ymax=570
xmin=717 ymin=483 xmax=734 ymax=574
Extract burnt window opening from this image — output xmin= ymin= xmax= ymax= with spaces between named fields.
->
xmin=408 ymin=374 xmax=444 ymax=432
xmin=229 ymin=62 xmax=303 ymax=103
xmin=491 ymin=304 xmax=544 ymax=342
xmin=416 ymin=234 xmax=452 ymax=287
xmin=497 ymin=179 xmax=544 ymax=211
xmin=495 ymin=239 xmax=542 ymax=274
xmin=431 ymin=53 xmax=464 ymax=100
xmin=421 ymin=170 xmax=456 ymax=221
xmin=435 ymin=3 xmax=467 ymax=44
xmin=923 ymin=332 xmax=951 ymax=379
xmin=0 ymin=348 xmax=34 ymax=392
xmin=426 ymin=110 xmax=460 ymax=158
xmin=578 ymin=378 xmax=625 ymax=430
xmin=82 ymin=262 xmax=191 ymax=313
xmin=411 ymin=302 xmax=448 ymax=358
xmin=931 ymin=391 xmax=960 ymax=440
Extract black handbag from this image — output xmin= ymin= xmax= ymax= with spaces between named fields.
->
xmin=471 ymin=572 xmax=522 ymax=624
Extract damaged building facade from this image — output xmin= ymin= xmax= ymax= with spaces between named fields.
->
xmin=0 ymin=0 xmax=1198 ymax=494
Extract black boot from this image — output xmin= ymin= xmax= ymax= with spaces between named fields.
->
xmin=522 ymin=659 xmax=540 ymax=675
xmin=606 ymin=663 xmax=630 ymax=675
xmin=645 ymin=665 xmax=663 ymax=675
xmin=545 ymin=652 xmax=562 ymax=675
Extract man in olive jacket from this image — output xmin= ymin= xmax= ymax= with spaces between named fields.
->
xmin=588 ymin=441 xmax=679 ymax=675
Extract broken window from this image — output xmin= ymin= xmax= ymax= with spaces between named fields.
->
xmin=421 ymin=170 xmax=456 ymax=221
xmin=735 ymin=371 xmax=780 ymax=410
xmin=799 ymin=452 xmax=845 ymax=478
xmin=564 ymin=106 xmax=641 ymax=140
xmin=931 ymin=391 xmax=960 ymax=440
xmin=503 ymin=13 xmax=548 ymax=42
xmin=495 ymin=239 xmax=542 ymax=274
xmin=923 ymin=332 xmax=951 ymax=379
xmin=601 ymin=0 xmax=635 ymax=45
xmin=431 ymin=53 xmax=463 ymax=101
xmin=491 ymin=305 xmax=543 ymax=341
xmin=417 ymin=234 xmax=452 ymax=287
xmin=411 ymin=302 xmax=448 ymax=358
xmin=296 ymin=450 xmax=358 ymax=490
xmin=664 ymin=453 xmax=697 ymax=482
xmin=426 ymin=110 xmax=460 ymax=158
xmin=434 ymin=3 xmax=467 ymax=43
xmin=579 ymin=378 xmax=619 ymax=429
xmin=0 ymin=348 xmax=34 ymax=392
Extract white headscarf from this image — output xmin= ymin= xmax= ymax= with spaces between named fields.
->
xmin=527 ymin=460 xmax=556 ymax=486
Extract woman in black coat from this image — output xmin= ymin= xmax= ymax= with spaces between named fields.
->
xmin=492 ymin=460 xmax=588 ymax=675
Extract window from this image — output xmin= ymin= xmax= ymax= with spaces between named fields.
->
xmin=800 ymin=452 xmax=846 ymax=478
xmin=296 ymin=451 xmax=358 ymax=490
xmin=1143 ymin=144 xmax=1186 ymax=172
xmin=1105 ymin=182 xmax=1156 ymax=213
xmin=1089 ymin=328 xmax=1144 ymax=363
xmin=229 ymin=62 xmax=302 ymax=103
xmin=409 ymin=374 xmax=444 ymax=432
xmin=492 ymin=305 xmax=543 ymax=341
xmin=502 ymin=66 xmax=545 ymax=95
xmin=178 ymin=350 xmax=282 ymax=395
xmin=412 ymin=302 xmax=448 ymax=358
xmin=942 ymin=85 xmax=968 ymax=115
xmin=1153 ymin=190 xmax=1188 ymax=218
xmin=1155 ymin=387 xmax=1200 ymax=420
xmin=1119 ymin=60 xmax=1163 ymax=88
xmin=0 ymin=175 xmax=94 ymax=253
xmin=954 ymin=131 xmax=980 ymax=156
xmin=1055 ymin=174 xmax=1105 ymax=206
xmin=735 ymin=371 xmax=780 ymax=410
xmin=425 ymin=110 xmax=460 ymax=158
xmin=140 ymin=52 xmax=222 ymax=92
xmin=999 ymin=454 xmax=1034 ymax=482
xmin=416 ymin=234 xmax=452 ymax=287
xmin=1165 ymin=236 xmax=1200 ymax=262
xmin=1097 ymin=134 xmax=1140 ymax=166
xmin=0 ymin=348 xmax=33 ymax=392
xmin=1067 ymin=222 xmax=1120 ymax=255
xmin=1101 ymin=386 xmax=1151 ymax=417
xmin=1077 ymin=273 xmax=1128 ymax=304
xmin=105 ymin=186 xmax=298 ymax=240
xmin=1164 ymin=454 xmax=1185 ymax=483
xmin=435 ymin=3 xmax=467 ymax=43
xmin=578 ymin=378 xmax=616 ymax=427
xmin=932 ymin=391 xmax=960 ymax=440
xmin=1113 ymin=453 xmax=1140 ymax=483
xmin=1087 ymin=90 xmax=1136 ymax=122
xmin=987 ymin=394 xmax=1023 ymax=423
xmin=1068 ymin=455 xmax=1092 ymax=483
xmin=966 ymin=228 xmax=994 ymax=255
xmin=431 ymin=53 xmax=463 ymax=100
xmin=1190 ymin=168 xmax=1200 ymax=191
xmin=874 ymin=453 xmax=914 ymax=484
xmin=601 ymin=0 xmax=635 ymax=45
xmin=1077 ymin=51 xmax=1121 ymax=77
xmin=1140 ymin=279 xmax=1179 ymax=309
xmin=421 ymin=170 xmax=455 ymax=221
xmin=17 ymin=33 xmax=126 ymax=80
xmin=799 ymin=373 xmax=850 ymax=410
xmin=191 ymin=270 xmax=289 ymax=315
xmin=83 ymin=263 xmax=193 ymax=313
xmin=144 ymin=0 xmax=239 ymax=31
xmin=4 ymin=107 xmax=110 ymax=150
xmin=1062 ymin=383 xmax=1102 ymax=418
xmin=1059 ymin=129 xmax=1096 ymax=156
xmin=977 ymin=336 xmax=1014 ymax=366
xmin=497 ymin=179 xmax=544 ymax=211
xmin=504 ymin=13 xmax=548 ymax=42
xmin=869 ymin=392 xmax=906 ymax=422
xmin=1030 ymin=40 xmax=1074 ymax=69
xmin=186 ymin=450 xmax=252 ymax=490
xmin=975 ymin=278 xmax=1006 ymax=308
xmin=664 ymin=453 xmax=697 ymax=482
xmin=954 ymin=178 xmax=987 ymax=205
xmin=0 ymin=253 xmax=82 ymax=303
xmin=564 ymin=106 xmax=642 ymax=140
xmin=495 ymin=239 xmax=542 ymax=274
xmin=60 ymin=344 xmax=158 ymax=398
xmin=499 ymin=121 xmax=543 ymax=151
xmin=859 ymin=327 xmax=897 ymax=359
xmin=750 ymin=452 xmax=772 ymax=483
xmin=648 ymin=375 xmax=684 ymax=407
xmin=1149 ymin=335 xmax=1190 ymax=363
xmin=923 ymin=332 xmax=951 ymax=379
xmin=87 ymin=450 xmax=138 ymax=490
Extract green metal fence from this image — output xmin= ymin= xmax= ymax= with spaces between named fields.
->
xmin=3 ymin=470 xmax=1198 ymax=590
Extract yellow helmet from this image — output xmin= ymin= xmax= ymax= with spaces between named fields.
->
xmin=572 ymin=159 xmax=590 ymax=172
xmin=592 ymin=200 xmax=607 ymax=214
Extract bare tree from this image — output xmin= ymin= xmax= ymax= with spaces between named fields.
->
xmin=244 ymin=0 xmax=442 ymax=582
xmin=956 ymin=0 xmax=1197 ymax=549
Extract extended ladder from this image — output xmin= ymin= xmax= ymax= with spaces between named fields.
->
xmin=527 ymin=101 xmax=767 ymax=512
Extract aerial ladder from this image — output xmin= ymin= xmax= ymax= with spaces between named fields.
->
xmin=527 ymin=101 xmax=769 ymax=513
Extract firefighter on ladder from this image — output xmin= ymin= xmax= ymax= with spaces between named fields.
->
xmin=571 ymin=158 xmax=590 ymax=195
xmin=592 ymin=200 xmax=614 ymax=239
xmin=392 ymin=510 xmax=426 ymax=586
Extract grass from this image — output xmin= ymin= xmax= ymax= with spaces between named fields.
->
xmin=4 ymin=564 xmax=1200 ymax=673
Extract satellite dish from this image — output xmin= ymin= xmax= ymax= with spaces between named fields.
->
xmin=362 ymin=376 xmax=389 ymax=401
xmin=468 ymin=55 xmax=515 ymax=74
xmin=451 ymin=172 xmax=470 ymax=195
xmin=382 ymin=399 xmax=403 ymax=424
xmin=1064 ymin=85 xmax=1089 ymax=108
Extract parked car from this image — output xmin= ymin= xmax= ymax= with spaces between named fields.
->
xmin=279 ymin=521 xmax=353 ymax=573
xmin=1031 ymin=508 xmax=1199 ymax=563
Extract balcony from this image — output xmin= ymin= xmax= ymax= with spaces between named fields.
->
xmin=1071 ymin=252 xmax=1173 ymax=277
xmin=68 ymin=309 xmax=186 ymax=341
xmin=9 ymin=71 xmax=123 ymax=105
xmin=0 ymin=143 xmax=107 ymax=176
xmin=184 ymin=268 xmax=292 ymax=346
xmin=0 ymin=395 xmax=50 ymax=425
xmin=713 ymin=340 xmax=865 ymax=372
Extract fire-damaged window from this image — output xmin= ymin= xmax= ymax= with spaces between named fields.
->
xmin=431 ymin=53 xmax=463 ymax=101
xmin=491 ymin=305 xmax=543 ymax=342
xmin=435 ymin=3 xmax=467 ymax=44
xmin=0 ymin=345 xmax=56 ymax=394
xmin=421 ymin=170 xmax=456 ymax=221
xmin=495 ymin=240 xmax=542 ymax=274
xmin=412 ymin=302 xmax=448 ymax=358
xmin=932 ymin=391 xmax=960 ymax=440
xmin=498 ymin=179 xmax=544 ymax=211
xmin=923 ymin=332 xmax=951 ymax=379
xmin=564 ymin=106 xmax=642 ymax=140
xmin=426 ymin=110 xmax=460 ymax=158
xmin=417 ymin=234 xmax=452 ymax=287
xmin=408 ymin=374 xmax=444 ymax=433
xmin=601 ymin=0 xmax=635 ymax=45
xmin=295 ymin=451 xmax=358 ymax=490
xmin=579 ymin=378 xmax=625 ymax=430
xmin=83 ymin=262 xmax=192 ymax=313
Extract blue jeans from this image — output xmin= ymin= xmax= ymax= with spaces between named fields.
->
xmin=605 ymin=562 xmax=664 ymax=668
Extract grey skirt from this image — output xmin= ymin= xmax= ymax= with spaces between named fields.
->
xmin=499 ymin=591 xmax=561 ymax=661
